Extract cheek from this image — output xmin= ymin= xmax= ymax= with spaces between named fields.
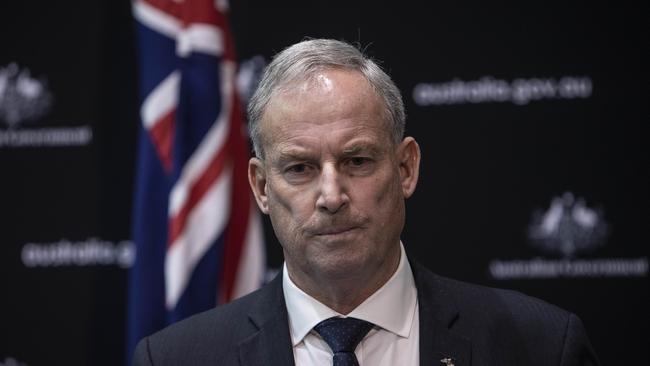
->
xmin=363 ymin=173 xmax=404 ymax=224
xmin=369 ymin=170 xmax=402 ymax=204
xmin=267 ymin=181 xmax=314 ymax=231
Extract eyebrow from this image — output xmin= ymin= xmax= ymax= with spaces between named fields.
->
xmin=341 ymin=142 xmax=382 ymax=156
xmin=272 ymin=140 xmax=385 ymax=164
xmin=275 ymin=148 xmax=315 ymax=164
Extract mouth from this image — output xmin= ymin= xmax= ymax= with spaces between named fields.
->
xmin=313 ymin=226 xmax=360 ymax=237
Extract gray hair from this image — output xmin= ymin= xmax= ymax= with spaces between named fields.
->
xmin=247 ymin=39 xmax=405 ymax=158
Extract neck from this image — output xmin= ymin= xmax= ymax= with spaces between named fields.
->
xmin=286 ymin=246 xmax=401 ymax=314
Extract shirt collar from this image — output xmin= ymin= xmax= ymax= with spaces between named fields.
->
xmin=282 ymin=242 xmax=418 ymax=346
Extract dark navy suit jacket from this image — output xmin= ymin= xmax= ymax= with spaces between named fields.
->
xmin=133 ymin=261 xmax=600 ymax=365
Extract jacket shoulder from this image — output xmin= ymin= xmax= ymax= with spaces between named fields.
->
xmin=414 ymin=264 xmax=599 ymax=365
xmin=431 ymin=271 xmax=572 ymax=339
xmin=133 ymin=284 xmax=272 ymax=366
xmin=439 ymin=273 xmax=571 ymax=324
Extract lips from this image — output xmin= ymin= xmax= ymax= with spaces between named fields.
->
xmin=313 ymin=226 xmax=359 ymax=236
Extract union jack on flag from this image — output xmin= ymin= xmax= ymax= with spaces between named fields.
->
xmin=127 ymin=0 xmax=265 ymax=359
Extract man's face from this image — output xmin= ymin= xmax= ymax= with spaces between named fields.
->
xmin=248 ymin=69 xmax=420 ymax=289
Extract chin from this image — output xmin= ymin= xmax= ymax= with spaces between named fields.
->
xmin=311 ymin=251 xmax=373 ymax=279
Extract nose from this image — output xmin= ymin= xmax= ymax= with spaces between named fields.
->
xmin=315 ymin=164 xmax=349 ymax=214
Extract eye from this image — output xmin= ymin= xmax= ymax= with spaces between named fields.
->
xmin=348 ymin=157 xmax=369 ymax=166
xmin=283 ymin=163 xmax=315 ymax=184
xmin=344 ymin=157 xmax=375 ymax=175
xmin=284 ymin=163 xmax=316 ymax=177
xmin=287 ymin=164 xmax=307 ymax=173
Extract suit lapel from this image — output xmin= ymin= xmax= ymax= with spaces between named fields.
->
xmin=412 ymin=261 xmax=472 ymax=366
xmin=238 ymin=273 xmax=295 ymax=366
xmin=237 ymin=259 xmax=472 ymax=366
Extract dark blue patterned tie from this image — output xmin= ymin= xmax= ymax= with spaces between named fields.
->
xmin=313 ymin=317 xmax=374 ymax=366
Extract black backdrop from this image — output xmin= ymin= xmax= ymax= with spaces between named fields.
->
xmin=0 ymin=1 xmax=646 ymax=365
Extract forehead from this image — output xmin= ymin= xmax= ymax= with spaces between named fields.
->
xmin=259 ymin=69 xmax=392 ymax=155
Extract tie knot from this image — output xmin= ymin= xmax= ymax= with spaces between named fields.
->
xmin=313 ymin=317 xmax=374 ymax=354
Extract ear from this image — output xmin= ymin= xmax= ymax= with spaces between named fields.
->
xmin=248 ymin=157 xmax=270 ymax=214
xmin=396 ymin=137 xmax=421 ymax=198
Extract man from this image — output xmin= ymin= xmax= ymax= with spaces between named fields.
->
xmin=133 ymin=39 xmax=599 ymax=366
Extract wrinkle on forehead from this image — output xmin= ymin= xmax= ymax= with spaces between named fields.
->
xmin=269 ymin=126 xmax=391 ymax=166
xmin=260 ymin=69 xmax=393 ymax=157
xmin=268 ymin=71 xmax=378 ymax=121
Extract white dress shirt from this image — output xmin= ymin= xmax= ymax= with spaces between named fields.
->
xmin=282 ymin=243 xmax=419 ymax=366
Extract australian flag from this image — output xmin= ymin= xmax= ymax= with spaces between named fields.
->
xmin=127 ymin=0 xmax=265 ymax=360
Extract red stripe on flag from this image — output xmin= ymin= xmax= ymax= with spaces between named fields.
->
xmin=179 ymin=0 xmax=236 ymax=61
xmin=167 ymin=142 xmax=230 ymax=247
xmin=148 ymin=108 xmax=176 ymax=172
xmin=180 ymin=0 xmax=226 ymax=28
xmin=141 ymin=0 xmax=236 ymax=61
xmin=213 ymin=15 xmax=250 ymax=302
xmin=218 ymin=91 xmax=251 ymax=303
xmin=142 ymin=0 xmax=183 ymax=20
